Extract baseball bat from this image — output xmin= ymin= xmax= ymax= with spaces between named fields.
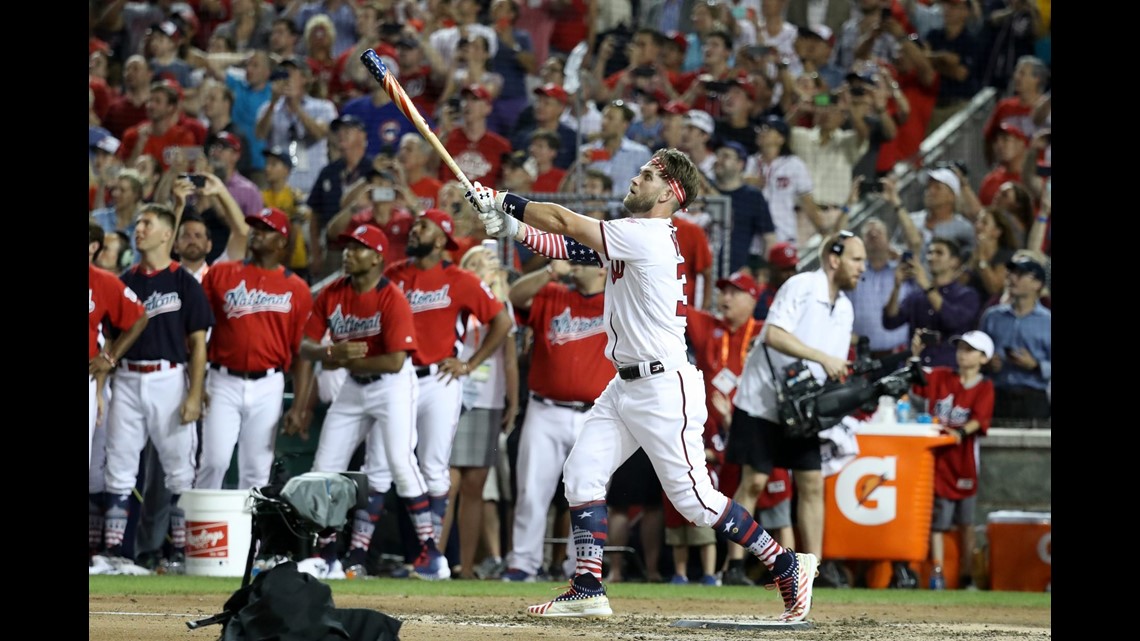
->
xmin=359 ymin=49 xmax=474 ymax=194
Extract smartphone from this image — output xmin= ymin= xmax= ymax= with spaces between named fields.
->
xmin=859 ymin=179 xmax=884 ymax=197
xmin=745 ymin=45 xmax=772 ymax=58
xmin=901 ymin=250 xmax=914 ymax=263
xmin=632 ymin=65 xmax=656 ymax=78
xmin=370 ymin=186 xmax=395 ymax=202
xmin=180 ymin=173 xmax=207 ymax=188
xmin=813 ymin=93 xmax=833 ymax=107
xmin=1004 ymin=346 xmax=1016 ymax=356
xmin=919 ymin=329 xmax=942 ymax=346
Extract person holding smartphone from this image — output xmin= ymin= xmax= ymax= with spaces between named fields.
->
xmin=325 ymin=169 xmax=415 ymax=265
xmin=882 ymin=236 xmax=980 ymax=369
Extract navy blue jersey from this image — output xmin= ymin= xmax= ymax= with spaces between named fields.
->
xmin=119 ymin=262 xmax=215 ymax=363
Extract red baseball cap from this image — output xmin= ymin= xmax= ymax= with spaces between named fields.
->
xmin=662 ymin=100 xmax=690 ymax=115
xmin=667 ymin=31 xmax=688 ymax=54
xmin=716 ymin=271 xmax=761 ymax=299
xmin=245 ymin=207 xmax=290 ymax=236
xmin=461 ymin=84 xmax=492 ymax=102
xmin=997 ymin=122 xmax=1030 ymax=144
xmin=213 ymin=131 xmax=242 ymax=154
xmin=420 ymin=208 xmax=460 ymax=251
xmin=338 ymin=223 xmax=389 ymax=254
xmin=534 ymin=83 xmax=569 ymax=104
xmin=768 ymin=242 xmax=799 ymax=269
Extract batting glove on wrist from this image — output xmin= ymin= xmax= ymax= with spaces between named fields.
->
xmin=479 ymin=207 xmax=519 ymax=238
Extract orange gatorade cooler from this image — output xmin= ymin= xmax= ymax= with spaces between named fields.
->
xmin=824 ymin=424 xmax=955 ymax=561
xmin=987 ymin=511 xmax=1051 ymax=592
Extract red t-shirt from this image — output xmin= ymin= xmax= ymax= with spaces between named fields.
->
xmin=978 ymin=166 xmax=1022 ymax=207
xmin=672 ymin=215 xmax=713 ymax=311
xmin=440 ymin=128 xmax=512 ymax=186
xmin=179 ymin=113 xmax=209 ymax=147
xmin=410 ymin=176 xmax=443 ymax=210
xmin=533 ymin=168 xmax=566 ymax=193
xmin=877 ymin=68 xmax=939 ymax=171
xmin=305 ymin=275 xmax=418 ymax=358
xmin=523 ymin=281 xmax=614 ymax=402
xmin=89 ymin=264 xmax=147 ymax=359
xmin=118 ymin=121 xmax=197 ymax=171
xmin=202 ymin=260 xmax=314 ymax=372
xmin=911 ymin=367 xmax=994 ymax=500
xmin=383 ymin=259 xmax=505 ymax=366
xmin=550 ymin=0 xmax=589 ymax=54
xmin=90 ymin=76 xmax=115 ymax=123
xmin=103 ymin=95 xmax=149 ymax=140
xmin=983 ymin=97 xmax=1035 ymax=148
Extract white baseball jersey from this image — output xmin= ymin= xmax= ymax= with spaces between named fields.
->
xmin=598 ymin=217 xmax=688 ymax=366
xmin=744 ymin=154 xmax=813 ymax=246
xmin=734 ymin=269 xmax=855 ymax=422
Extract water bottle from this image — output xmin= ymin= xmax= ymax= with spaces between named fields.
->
xmin=896 ymin=394 xmax=912 ymax=423
xmin=916 ymin=412 xmax=933 ymax=424
xmin=875 ymin=396 xmax=897 ymax=424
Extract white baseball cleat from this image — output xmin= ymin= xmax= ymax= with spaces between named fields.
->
xmin=527 ymin=574 xmax=613 ymax=618
xmin=771 ymin=552 xmax=819 ymax=623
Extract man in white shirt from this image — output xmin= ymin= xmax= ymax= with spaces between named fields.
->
xmin=729 ymin=230 xmax=866 ymax=571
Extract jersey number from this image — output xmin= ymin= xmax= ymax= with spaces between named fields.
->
xmin=671 ymin=229 xmax=687 ymax=317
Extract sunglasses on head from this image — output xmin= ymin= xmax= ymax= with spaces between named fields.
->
xmin=829 ymin=230 xmax=855 ymax=255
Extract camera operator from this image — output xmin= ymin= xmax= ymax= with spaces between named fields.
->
xmin=727 ymin=231 xmax=866 ymax=566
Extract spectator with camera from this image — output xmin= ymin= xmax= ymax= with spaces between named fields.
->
xmin=729 ymin=230 xmax=867 ymax=570
xmin=788 ymin=92 xmax=868 ymax=225
xmin=714 ymin=76 xmax=762 ymax=155
xmin=864 ymin=20 xmax=939 ymax=173
xmin=325 ymin=169 xmax=415 ymax=265
xmin=795 ymin=26 xmax=845 ymax=93
xmin=678 ymin=30 xmax=738 ymax=118
xmin=883 ymin=236 xmax=981 ymax=369
xmin=907 ymin=329 xmax=995 ymax=589
xmin=979 ymin=255 xmax=1051 ymax=422
xmin=888 ymin=169 xmax=975 ymax=265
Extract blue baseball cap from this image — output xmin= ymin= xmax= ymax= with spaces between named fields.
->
xmin=718 ymin=140 xmax=749 ymax=161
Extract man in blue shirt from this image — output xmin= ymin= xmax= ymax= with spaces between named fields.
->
xmin=340 ymin=68 xmax=435 ymax=162
xmin=225 ymin=51 xmax=274 ymax=182
xmin=711 ymin=140 xmax=776 ymax=274
xmin=925 ymin=0 xmax=982 ymax=134
xmin=979 ymin=255 xmax=1051 ymax=421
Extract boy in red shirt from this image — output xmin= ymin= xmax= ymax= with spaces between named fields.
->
xmin=909 ymin=329 xmax=995 ymax=590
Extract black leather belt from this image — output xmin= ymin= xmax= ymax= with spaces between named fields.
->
xmin=618 ymin=361 xmax=666 ymax=381
xmin=210 ymin=364 xmax=279 ymax=380
xmin=415 ymin=364 xmax=438 ymax=378
xmin=532 ymin=393 xmax=593 ymax=412
xmin=350 ymin=373 xmax=386 ymax=385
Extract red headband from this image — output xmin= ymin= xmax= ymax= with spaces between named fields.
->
xmin=650 ymin=157 xmax=686 ymax=207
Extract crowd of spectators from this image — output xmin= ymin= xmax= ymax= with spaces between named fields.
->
xmin=89 ymin=0 xmax=1052 ymax=584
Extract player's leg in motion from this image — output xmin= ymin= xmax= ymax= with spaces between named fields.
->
xmin=504 ymin=402 xmax=582 ymax=581
xmin=631 ymin=368 xmax=818 ymax=622
xmin=527 ymin=380 xmax=633 ymax=617
xmin=195 ymin=371 xmax=244 ymax=489
xmin=234 ymin=372 xmax=287 ymax=489
xmin=414 ymin=374 xmax=463 ymax=542
xmin=149 ymin=368 xmax=200 ymax=571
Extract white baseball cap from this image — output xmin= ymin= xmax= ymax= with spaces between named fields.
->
xmin=927 ymin=167 xmax=961 ymax=198
xmin=684 ymin=110 xmax=715 ymax=135
xmin=951 ymin=330 xmax=994 ymax=359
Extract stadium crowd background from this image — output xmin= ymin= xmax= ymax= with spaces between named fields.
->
xmin=88 ymin=0 xmax=1052 ymax=587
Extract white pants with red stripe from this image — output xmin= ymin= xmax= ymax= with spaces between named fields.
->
xmin=506 ymin=399 xmax=591 ymax=575
xmin=196 ymin=370 xmax=286 ymax=490
xmin=104 ymin=367 xmax=197 ymax=496
xmin=412 ymin=371 xmax=463 ymax=496
xmin=313 ymin=359 xmax=427 ymax=498
xmin=563 ymin=363 xmax=729 ymax=527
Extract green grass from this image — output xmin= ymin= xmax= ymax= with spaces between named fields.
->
xmin=89 ymin=575 xmax=1050 ymax=609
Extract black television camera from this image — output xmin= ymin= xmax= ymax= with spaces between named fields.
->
xmin=774 ymin=339 xmax=926 ymax=439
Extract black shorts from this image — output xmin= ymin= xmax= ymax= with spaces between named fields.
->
xmin=725 ymin=407 xmax=821 ymax=472
xmin=606 ymin=448 xmax=664 ymax=509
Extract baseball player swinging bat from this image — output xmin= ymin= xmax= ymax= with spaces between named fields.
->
xmin=359 ymin=49 xmax=474 ymax=194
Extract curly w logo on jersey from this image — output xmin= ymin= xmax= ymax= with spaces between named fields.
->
xmin=221 ymin=280 xmax=295 ymax=318
xmin=405 ymin=284 xmax=452 ymax=312
xmin=327 ymin=304 xmax=383 ymax=340
xmin=143 ymin=290 xmax=183 ymax=317
xmin=547 ymin=308 xmax=605 ymax=345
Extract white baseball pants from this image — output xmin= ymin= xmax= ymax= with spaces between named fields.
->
xmin=413 ymin=370 xmax=463 ymax=496
xmin=313 ymin=359 xmax=427 ymax=498
xmin=506 ymin=399 xmax=591 ymax=575
xmin=563 ymin=364 xmax=729 ymax=528
xmin=89 ymin=377 xmax=98 ymax=468
xmin=195 ymin=369 xmax=286 ymax=490
xmin=104 ymin=366 xmax=197 ymax=495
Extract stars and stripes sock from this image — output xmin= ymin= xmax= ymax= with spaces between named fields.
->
xmin=404 ymin=494 xmax=435 ymax=544
xmin=350 ymin=492 xmax=386 ymax=553
xmin=89 ymin=492 xmax=105 ymax=553
xmin=569 ymin=500 xmax=607 ymax=580
xmin=169 ymin=494 xmax=185 ymax=556
xmin=429 ymin=494 xmax=448 ymax=543
xmin=103 ymin=493 xmax=131 ymax=553
xmin=715 ymin=500 xmax=791 ymax=575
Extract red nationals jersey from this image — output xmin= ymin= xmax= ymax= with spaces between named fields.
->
xmin=439 ymin=128 xmax=512 ymax=186
xmin=89 ymin=264 xmax=146 ymax=359
xmin=117 ymin=122 xmax=197 ymax=171
xmin=524 ymin=282 xmax=614 ymax=403
xmin=912 ymin=367 xmax=994 ymax=500
xmin=685 ymin=309 xmax=761 ymax=430
xmin=202 ymin=260 xmax=314 ymax=372
xmin=305 ymin=276 xmax=418 ymax=357
xmin=672 ymin=216 xmax=713 ymax=310
xmin=384 ymin=260 xmax=504 ymax=366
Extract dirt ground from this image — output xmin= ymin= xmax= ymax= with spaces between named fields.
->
xmin=89 ymin=593 xmax=1050 ymax=640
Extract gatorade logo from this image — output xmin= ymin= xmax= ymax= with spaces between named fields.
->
xmin=187 ymin=521 xmax=229 ymax=558
xmin=1037 ymin=532 xmax=1051 ymax=565
xmin=835 ymin=456 xmax=897 ymax=526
